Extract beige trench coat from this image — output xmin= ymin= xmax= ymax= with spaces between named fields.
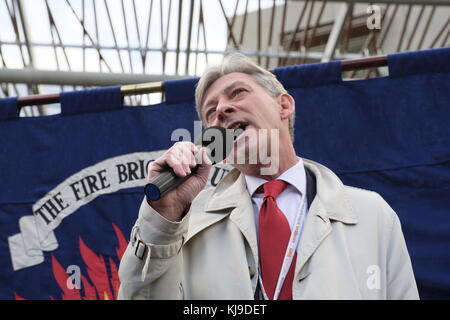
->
xmin=118 ymin=158 xmax=419 ymax=300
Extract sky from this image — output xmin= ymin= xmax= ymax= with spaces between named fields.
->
xmin=0 ymin=0 xmax=284 ymax=114
xmin=0 ymin=0 xmax=283 ymax=75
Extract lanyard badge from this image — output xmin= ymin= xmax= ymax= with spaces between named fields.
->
xmin=259 ymin=195 xmax=307 ymax=300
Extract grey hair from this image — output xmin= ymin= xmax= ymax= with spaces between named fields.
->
xmin=195 ymin=52 xmax=295 ymax=140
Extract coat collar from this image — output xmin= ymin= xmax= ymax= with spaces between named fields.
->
xmin=205 ymin=158 xmax=358 ymax=225
xmin=205 ymin=168 xmax=248 ymax=212
xmin=302 ymin=158 xmax=358 ymax=225
xmin=196 ymin=158 xmax=359 ymax=288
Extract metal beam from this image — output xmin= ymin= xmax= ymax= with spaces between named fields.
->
xmin=16 ymin=0 xmax=35 ymax=69
xmin=0 ymin=68 xmax=183 ymax=86
xmin=0 ymin=40 xmax=362 ymax=60
xmin=17 ymin=0 xmax=45 ymax=115
xmin=321 ymin=3 xmax=351 ymax=62
xmin=289 ymin=0 xmax=450 ymax=5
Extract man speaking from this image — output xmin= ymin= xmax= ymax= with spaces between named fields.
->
xmin=118 ymin=53 xmax=419 ymax=300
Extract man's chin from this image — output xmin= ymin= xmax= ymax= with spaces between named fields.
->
xmin=233 ymin=162 xmax=280 ymax=178
xmin=225 ymin=141 xmax=280 ymax=176
xmin=227 ymin=144 xmax=259 ymax=166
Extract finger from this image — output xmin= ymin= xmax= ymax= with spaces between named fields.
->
xmin=200 ymin=147 xmax=212 ymax=166
xmin=187 ymin=141 xmax=200 ymax=154
xmin=180 ymin=144 xmax=198 ymax=169
xmin=165 ymin=153 xmax=188 ymax=177
xmin=148 ymin=142 xmax=199 ymax=179
xmin=196 ymin=147 xmax=212 ymax=171
xmin=168 ymin=143 xmax=194 ymax=175
xmin=174 ymin=146 xmax=194 ymax=174
xmin=176 ymin=141 xmax=199 ymax=154
xmin=193 ymin=148 xmax=212 ymax=182
xmin=151 ymin=149 xmax=186 ymax=177
xmin=179 ymin=152 xmax=192 ymax=175
xmin=148 ymin=157 xmax=170 ymax=179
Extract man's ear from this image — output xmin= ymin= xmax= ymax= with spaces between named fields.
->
xmin=277 ymin=93 xmax=295 ymax=120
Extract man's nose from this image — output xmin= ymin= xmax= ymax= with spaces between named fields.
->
xmin=215 ymin=101 xmax=236 ymax=125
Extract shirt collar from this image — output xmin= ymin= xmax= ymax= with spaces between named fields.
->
xmin=244 ymin=157 xmax=307 ymax=197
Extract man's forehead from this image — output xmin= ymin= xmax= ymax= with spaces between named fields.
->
xmin=204 ymin=72 xmax=256 ymax=99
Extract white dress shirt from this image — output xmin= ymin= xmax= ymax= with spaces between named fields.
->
xmin=244 ymin=157 xmax=308 ymax=233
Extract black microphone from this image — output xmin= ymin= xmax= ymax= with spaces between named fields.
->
xmin=144 ymin=126 xmax=242 ymax=201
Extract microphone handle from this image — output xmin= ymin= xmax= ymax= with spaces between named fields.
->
xmin=144 ymin=126 xmax=236 ymax=201
xmin=144 ymin=149 xmax=202 ymax=201
xmin=144 ymin=167 xmax=196 ymax=201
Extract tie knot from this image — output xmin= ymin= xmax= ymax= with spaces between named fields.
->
xmin=263 ymin=180 xmax=288 ymax=199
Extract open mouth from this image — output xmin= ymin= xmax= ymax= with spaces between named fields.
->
xmin=228 ymin=121 xmax=249 ymax=131
xmin=226 ymin=122 xmax=249 ymax=144
xmin=228 ymin=122 xmax=249 ymax=141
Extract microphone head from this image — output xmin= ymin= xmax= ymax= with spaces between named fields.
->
xmin=201 ymin=126 xmax=243 ymax=164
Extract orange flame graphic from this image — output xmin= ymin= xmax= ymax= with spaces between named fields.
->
xmin=14 ymin=223 xmax=128 ymax=300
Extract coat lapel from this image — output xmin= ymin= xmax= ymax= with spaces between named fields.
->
xmin=294 ymin=197 xmax=332 ymax=277
xmin=294 ymin=159 xmax=359 ymax=279
xmin=187 ymin=168 xmax=259 ymax=266
xmin=205 ymin=169 xmax=259 ymax=266
xmin=229 ymin=195 xmax=259 ymax=269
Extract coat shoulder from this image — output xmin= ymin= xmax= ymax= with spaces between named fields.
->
xmin=342 ymin=185 xmax=397 ymax=228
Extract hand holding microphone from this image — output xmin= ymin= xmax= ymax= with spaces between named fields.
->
xmin=145 ymin=126 xmax=241 ymax=222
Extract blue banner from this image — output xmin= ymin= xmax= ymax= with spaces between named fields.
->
xmin=0 ymin=47 xmax=449 ymax=299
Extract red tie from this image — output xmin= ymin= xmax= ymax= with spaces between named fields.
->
xmin=258 ymin=180 xmax=297 ymax=300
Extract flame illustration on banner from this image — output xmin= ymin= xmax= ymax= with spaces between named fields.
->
xmin=14 ymin=223 xmax=127 ymax=300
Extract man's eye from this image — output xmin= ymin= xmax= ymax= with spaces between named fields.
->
xmin=205 ymin=108 xmax=216 ymax=121
xmin=231 ymin=88 xmax=246 ymax=97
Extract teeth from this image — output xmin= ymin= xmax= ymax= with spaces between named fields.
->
xmin=229 ymin=122 xmax=247 ymax=130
